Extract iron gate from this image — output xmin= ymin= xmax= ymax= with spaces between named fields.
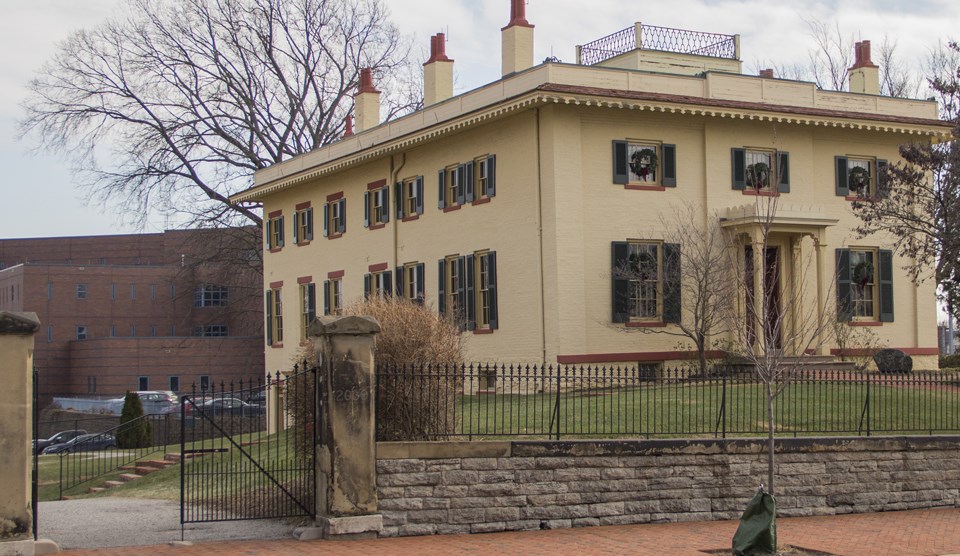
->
xmin=180 ymin=364 xmax=318 ymax=525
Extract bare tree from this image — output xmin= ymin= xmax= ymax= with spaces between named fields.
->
xmin=804 ymin=17 xmax=854 ymax=91
xmin=720 ymin=197 xmax=834 ymax=497
xmin=612 ymin=203 xmax=735 ymax=375
xmin=852 ymin=42 xmax=960 ymax=319
xmin=877 ymin=35 xmax=921 ymax=98
xmin=20 ymin=0 xmax=418 ymax=230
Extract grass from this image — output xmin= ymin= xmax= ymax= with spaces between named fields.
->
xmin=452 ymin=378 xmax=960 ymax=439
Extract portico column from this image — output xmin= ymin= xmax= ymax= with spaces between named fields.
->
xmin=814 ymin=233 xmax=827 ymax=355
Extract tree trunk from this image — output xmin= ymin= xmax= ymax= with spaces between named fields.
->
xmin=766 ymin=380 xmax=775 ymax=495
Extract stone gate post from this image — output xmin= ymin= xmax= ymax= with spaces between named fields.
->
xmin=299 ymin=315 xmax=382 ymax=540
xmin=0 ymin=312 xmax=57 ymax=555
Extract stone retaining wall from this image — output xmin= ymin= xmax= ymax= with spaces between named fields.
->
xmin=375 ymin=437 xmax=960 ymax=538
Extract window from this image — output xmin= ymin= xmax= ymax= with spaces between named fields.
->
xmin=76 ymin=284 xmax=87 ymax=299
xmin=169 ymin=376 xmax=180 ymax=392
xmin=438 ymin=164 xmax=464 ymax=210
xmin=837 ymin=248 xmax=894 ymax=322
xmin=323 ymin=278 xmax=343 ymax=316
xmin=265 ymin=212 xmax=285 ymax=250
xmin=47 ymin=326 xmax=53 ymax=342
xmin=87 ymin=376 xmax=97 ymax=394
xmin=110 ymin=284 xmax=116 ymax=300
xmin=613 ymin=141 xmax=677 ymax=187
xmin=76 ymin=326 xmax=88 ymax=340
xmin=731 ymin=148 xmax=789 ymax=193
xmin=396 ymin=263 xmax=425 ymax=304
xmin=199 ymin=375 xmax=210 ymax=390
xmin=138 ymin=376 xmax=149 ymax=391
xmin=611 ymin=241 xmax=681 ymax=324
xmin=130 ymin=325 xmax=137 ymax=337
xmin=150 ymin=284 xmax=157 ymax=300
xmin=364 ymin=267 xmax=392 ymax=298
xmin=293 ymin=205 xmax=314 ymax=244
xmin=170 ymin=285 xmax=176 ymax=300
xmin=168 ymin=324 xmax=176 ymax=336
xmin=323 ymin=196 xmax=346 ymax=238
xmin=150 ymin=325 xmax=157 ymax=337
xmin=266 ymin=288 xmax=283 ymax=345
xmin=110 ymin=325 xmax=117 ymax=337
xmin=364 ymin=182 xmax=390 ymax=228
xmin=396 ymin=176 xmax=425 ymax=219
xmin=439 ymin=251 xmax=499 ymax=331
xmin=300 ymin=282 xmax=316 ymax=340
xmin=194 ymin=284 xmax=229 ymax=307
xmin=193 ymin=324 xmax=228 ymax=337
xmin=131 ymin=283 xmax=137 ymax=300
xmin=835 ymin=156 xmax=887 ymax=198
xmin=472 ymin=155 xmax=497 ymax=201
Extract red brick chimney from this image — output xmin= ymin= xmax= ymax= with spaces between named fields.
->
xmin=759 ymin=68 xmax=774 ymax=79
xmin=848 ymin=40 xmax=879 ymax=95
xmin=354 ymin=68 xmax=381 ymax=131
xmin=424 ymin=33 xmax=454 ymax=106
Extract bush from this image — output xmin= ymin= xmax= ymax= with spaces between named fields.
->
xmin=292 ymin=297 xmax=463 ymax=441
xmin=939 ymin=354 xmax=960 ymax=370
xmin=116 ymin=392 xmax=152 ymax=449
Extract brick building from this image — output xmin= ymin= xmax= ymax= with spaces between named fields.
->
xmin=0 ymin=228 xmax=263 ymax=398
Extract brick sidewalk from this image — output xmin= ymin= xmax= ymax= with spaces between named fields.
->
xmin=63 ymin=508 xmax=960 ymax=556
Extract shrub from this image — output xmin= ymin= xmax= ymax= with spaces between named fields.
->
xmin=116 ymin=392 xmax=152 ymax=449
xmin=939 ymin=354 xmax=960 ymax=370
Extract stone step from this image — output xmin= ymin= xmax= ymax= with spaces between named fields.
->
xmin=140 ymin=459 xmax=175 ymax=469
xmin=134 ymin=466 xmax=160 ymax=475
xmin=60 ymin=495 xmax=76 ymax=500
xmin=119 ymin=465 xmax=138 ymax=471
xmin=103 ymin=481 xmax=124 ymax=488
xmin=87 ymin=487 xmax=105 ymax=494
xmin=164 ymin=453 xmax=182 ymax=462
xmin=118 ymin=473 xmax=141 ymax=482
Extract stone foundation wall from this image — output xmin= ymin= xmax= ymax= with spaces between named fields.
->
xmin=376 ymin=437 xmax=960 ymax=538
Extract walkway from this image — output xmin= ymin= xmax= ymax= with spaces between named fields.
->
xmin=61 ymin=507 xmax=960 ymax=555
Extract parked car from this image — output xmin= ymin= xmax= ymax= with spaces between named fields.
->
xmin=199 ymin=397 xmax=264 ymax=417
xmin=42 ymin=433 xmax=117 ymax=454
xmin=34 ymin=430 xmax=87 ymax=454
xmin=245 ymin=390 xmax=268 ymax=407
xmin=106 ymin=390 xmax=179 ymax=414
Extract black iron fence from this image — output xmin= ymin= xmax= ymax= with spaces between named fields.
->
xmin=374 ymin=364 xmax=960 ymax=440
xmin=180 ymin=367 xmax=316 ymax=525
xmin=578 ymin=24 xmax=737 ymax=66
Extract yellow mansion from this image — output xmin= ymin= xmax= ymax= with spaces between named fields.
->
xmin=231 ymin=1 xmax=952 ymax=372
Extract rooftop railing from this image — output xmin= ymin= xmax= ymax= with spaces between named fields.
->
xmin=578 ymin=23 xmax=738 ymax=66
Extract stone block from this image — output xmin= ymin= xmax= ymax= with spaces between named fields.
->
xmin=441 ymin=470 xmax=479 ymax=485
xmin=478 ymin=470 xmax=516 ymax=483
xmin=599 ymin=513 xmax=649 ymax=526
xmin=404 ymin=486 xmax=434 ymax=497
xmin=405 ymin=509 xmax=447 ymax=524
xmin=378 ymin=487 xmax=405 ymax=498
xmin=470 ymin=522 xmax=507 ymax=533
xmin=625 ymin=500 xmax=660 ymax=513
xmin=449 ymin=508 xmax=486 ymax=524
xmin=540 ymin=519 xmax=572 ymax=530
xmin=601 ymin=467 xmax=636 ymax=480
xmin=469 ymin=483 xmax=519 ymax=497
xmin=450 ymin=496 xmax=494 ymax=509
xmin=572 ymin=517 xmax=600 ymax=527
xmin=398 ymin=524 xmax=437 ymax=537
xmin=422 ymin=498 xmax=451 ymax=510
xmin=533 ymin=457 xmax=580 ymax=469
xmin=459 ymin=458 xmax=500 ymax=470
xmin=432 ymin=485 xmax=469 ymax=498
xmin=436 ymin=524 xmax=471 ymax=535
xmin=498 ymin=457 xmax=537 ymax=470
xmin=377 ymin=459 xmax=426 ymax=474
xmin=516 ymin=470 xmax=555 ymax=483
xmin=379 ymin=498 xmax=423 ymax=511
xmin=378 ymin=472 xmax=441 ymax=487
xmin=519 ymin=482 xmax=569 ymax=495
xmin=589 ymin=502 xmax=625 ymax=517
xmin=486 ymin=507 xmax=520 ymax=522
xmin=381 ymin=513 xmax=407 ymax=527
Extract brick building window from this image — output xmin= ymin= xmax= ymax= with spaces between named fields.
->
xmin=199 ymin=375 xmax=210 ymax=390
xmin=194 ymin=284 xmax=229 ymax=307
xmin=87 ymin=376 xmax=97 ymax=394
xmin=76 ymin=284 xmax=87 ymax=300
xmin=193 ymin=324 xmax=228 ymax=337
xmin=138 ymin=376 xmax=149 ymax=391
xmin=76 ymin=326 xmax=88 ymax=340
xmin=131 ymin=284 xmax=137 ymax=300
xmin=169 ymin=376 xmax=180 ymax=392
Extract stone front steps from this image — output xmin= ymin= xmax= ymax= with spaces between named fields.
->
xmin=85 ymin=454 xmax=179 ymax=494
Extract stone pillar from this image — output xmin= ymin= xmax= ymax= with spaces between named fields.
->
xmin=0 ymin=312 xmax=57 ymax=556
xmin=299 ymin=315 xmax=382 ymax=540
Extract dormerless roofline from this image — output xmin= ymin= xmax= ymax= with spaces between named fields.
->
xmin=233 ymin=64 xmax=952 ymax=204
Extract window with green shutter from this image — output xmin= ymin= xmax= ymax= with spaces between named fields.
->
xmin=836 ymin=247 xmax=894 ymax=322
xmin=612 ymin=140 xmax=676 ymax=188
xmin=611 ymin=240 xmax=680 ymax=324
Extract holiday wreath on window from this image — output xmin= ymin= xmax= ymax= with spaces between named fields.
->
xmin=629 ymin=148 xmax=658 ymax=181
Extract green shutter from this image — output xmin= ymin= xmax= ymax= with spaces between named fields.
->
xmin=437 ymin=170 xmax=446 ymax=209
xmin=487 ymin=155 xmax=497 ymax=197
xmin=364 ymin=273 xmax=372 ymax=298
xmin=395 ymin=182 xmax=404 ymax=219
xmin=456 ymin=164 xmax=466 ymax=205
xmin=487 ymin=253 xmax=498 ymax=329
xmin=415 ymin=263 xmax=425 ymax=304
xmin=613 ymin=140 xmax=628 ymax=184
xmin=307 ymin=283 xmax=316 ymax=324
xmin=277 ymin=217 xmax=284 ymax=247
xmin=323 ymin=204 xmax=329 ymax=237
xmin=612 ymin=242 xmax=630 ymax=323
xmin=777 ymin=152 xmax=790 ymax=193
xmin=877 ymin=160 xmax=890 ymax=198
xmin=416 ymin=177 xmax=425 ymax=214
xmin=835 ymin=156 xmax=849 ymax=196
xmin=731 ymin=148 xmax=746 ymax=190
xmin=363 ymin=191 xmax=370 ymax=227
xmin=661 ymin=144 xmax=677 ymax=187
xmin=265 ymin=290 xmax=273 ymax=345
xmin=265 ymin=219 xmax=272 ymax=249
xmin=836 ymin=249 xmax=852 ymax=319
xmin=457 ymin=256 xmax=467 ymax=329
xmin=395 ymin=266 xmax=404 ymax=298
xmin=381 ymin=188 xmax=390 ymax=224
xmin=879 ymin=249 xmax=894 ymax=322
xmin=465 ymin=254 xmax=476 ymax=330
xmin=292 ymin=212 xmax=299 ymax=243
xmin=662 ymin=243 xmax=681 ymax=323
xmin=338 ymin=199 xmax=346 ymax=233
xmin=323 ymin=281 xmax=330 ymax=316
xmin=438 ymin=259 xmax=446 ymax=316
xmin=465 ymin=161 xmax=475 ymax=202
xmin=305 ymin=208 xmax=313 ymax=240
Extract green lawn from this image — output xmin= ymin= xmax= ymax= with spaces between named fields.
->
xmin=453 ymin=379 xmax=960 ymax=439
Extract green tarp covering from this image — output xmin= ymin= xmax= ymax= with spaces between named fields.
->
xmin=732 ymin=488 xmax=777 ymax=555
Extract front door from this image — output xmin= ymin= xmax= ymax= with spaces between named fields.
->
xmin=744 ymin=245 xmax=783 ymax=351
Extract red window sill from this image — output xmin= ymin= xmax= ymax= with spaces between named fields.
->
xmin=269 ymin=343 xmax=284 ymax=349
xmin=443 ymin=205 xmax=462 ymax=213
xmin=368 ymin=223 xmax=385 ymax=231
xmin=848 ymin=321 xmax=883 ymax=327
xmin=269 ymin=247 xmax=282 ymax=253
xmin=327 ymin=233 xmax=342 ymax=240
xmin=471 ymin=197 xmax=491 ymax=206
xmin=625 ymin=321 xmax=667 ymax=328
xmin=742 ymin=189 xmax=780 ymax=197
xmin=473 ymin=328 xmax=494 ymax=335
xmin=401 ymin=215 xmax=420 ymax=223
xmin=295 ymin=241 xmax=311 ymax=247
xmin=625 ymin=184 xmax=666 ymax=191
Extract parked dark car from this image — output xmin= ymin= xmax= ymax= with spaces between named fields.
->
xmin=34 ymin=430 xmax=87 ymax=454
xmin=199 ymin=397 xmax=264 ymax=417
xmin=245 ymin=390 xmax=268 ymax=407
xmin=42 ymin=433 xmax=117 ymax=454
xmin=106 ymin=390 xmax=179 ymax=414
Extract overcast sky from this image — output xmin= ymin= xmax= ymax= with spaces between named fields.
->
xmin=2 ymin=0 xmax=958 ymax=239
